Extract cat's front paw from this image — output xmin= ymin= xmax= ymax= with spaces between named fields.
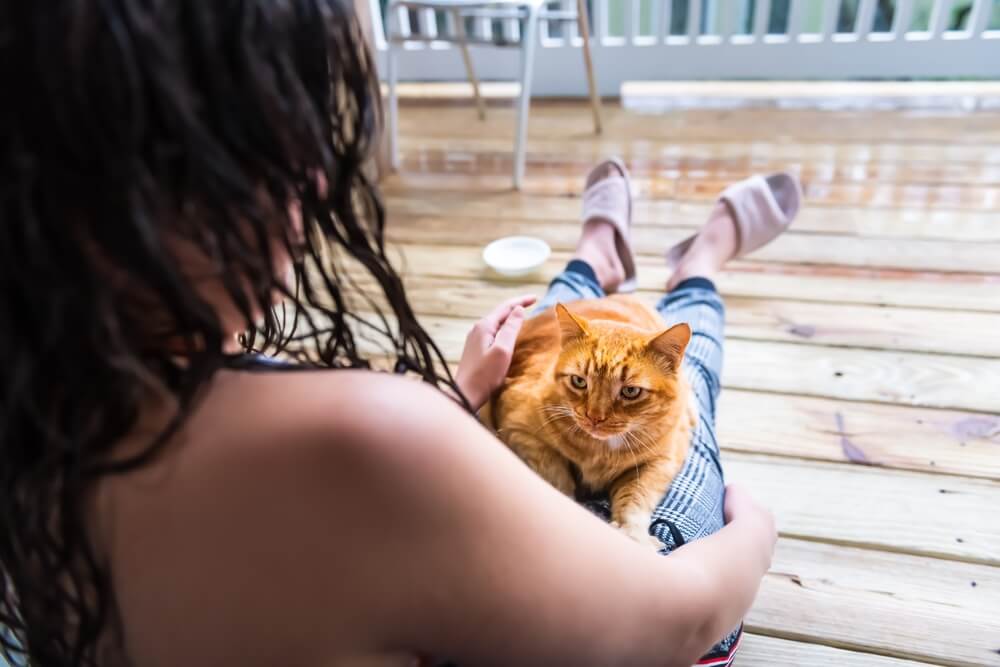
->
xmin=612 ymin=520 xmax=666 ymax=551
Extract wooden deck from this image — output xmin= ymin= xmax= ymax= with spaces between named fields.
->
xmin=379 ymin=88 xmax=1000 ymax=666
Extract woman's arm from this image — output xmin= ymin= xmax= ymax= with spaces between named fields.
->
xmin=117 ymin=370 xmax=773 ymax=667
xmin=296 ymin=373 xmax=775 ymax=666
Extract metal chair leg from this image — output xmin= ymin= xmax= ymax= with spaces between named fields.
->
xmin=513 ymin=5 xmax=539 ymax=189
xmin=454 ymin=10 xmax=487 ymax=121
xmin=576 ymin=0 xmax=602 ymax=134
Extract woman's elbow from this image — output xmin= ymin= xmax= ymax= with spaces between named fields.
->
xmin=660 ymin=570 xmax=736 ymax=666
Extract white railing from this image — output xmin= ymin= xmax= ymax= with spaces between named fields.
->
xmin=373 ymin=0 xmax=1000 ymax=96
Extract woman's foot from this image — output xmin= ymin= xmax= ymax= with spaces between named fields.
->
xmin=573 ymin=162 xmax=627 ymax=292
xmin=666 ymin=203 xmax=739 ymax=290
xmin=666 ymin=173 xmax=801 ymax=291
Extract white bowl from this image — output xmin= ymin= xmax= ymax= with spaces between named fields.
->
xmin=482 ymin=236 xmax=551 ymax=277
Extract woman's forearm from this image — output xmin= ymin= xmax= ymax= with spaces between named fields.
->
xmin=655 ymin=517 xmax=772 ymax=662
xmin=329 ymin=380 xmax=774 ymax=666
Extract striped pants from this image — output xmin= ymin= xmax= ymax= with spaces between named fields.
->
xmin=533 ymin=261 xmax=742 ymax=665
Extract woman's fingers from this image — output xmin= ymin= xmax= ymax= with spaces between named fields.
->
xmin=491 ymin=305 xmax=527 ymax=355
xmin=480 ymin=295 xmax=537 ymax=333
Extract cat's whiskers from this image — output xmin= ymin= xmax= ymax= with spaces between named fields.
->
xmin=534 ymin=404 xmax=576 ymax=434
xmin=629 ymin=428 xmax=658 ymax=459
xmin=620 ymin=432 xmax=642 ymax=480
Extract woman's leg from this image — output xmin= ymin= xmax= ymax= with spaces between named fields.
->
xmin=652 ymin=199 xmax=744 ymax=666
xmin=649 ymin=194 xmax=740 ymax=549
xmin=531 ymin=259 xmax=606 ymax=314
xmin=651 ymin=278 xmax=727 ymax=547
xmin=533 ymin=163 xmax=627 ymax=314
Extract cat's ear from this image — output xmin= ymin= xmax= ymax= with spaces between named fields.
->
xmin=555 ymin=303 xmax=590 ymax=342
xmin=647 ymin=323 xmax=691 ymax=366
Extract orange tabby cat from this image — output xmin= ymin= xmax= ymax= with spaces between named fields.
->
xmin=485 ymin=295 xmax=697 ymax=547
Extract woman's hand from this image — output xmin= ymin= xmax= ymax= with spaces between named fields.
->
xmin=455 ymin=295 xmax=537 ymax=411
xmin=723 ymin=483 xmax=777 ymax=570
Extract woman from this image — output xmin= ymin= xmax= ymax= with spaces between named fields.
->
xmin=0 ymin=1 xmax=776 ymax=666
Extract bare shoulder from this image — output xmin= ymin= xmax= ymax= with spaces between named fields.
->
xmin=104 ymin=367 xmax=471 ymax=538
xmin=190 ymin=368 xmax=467 ymax=462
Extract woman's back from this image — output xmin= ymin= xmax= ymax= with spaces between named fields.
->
xmin=98 ymin=369 xmax=431 ymax=666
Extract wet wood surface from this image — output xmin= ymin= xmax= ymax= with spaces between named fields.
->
xmin=359 ymin=94 xmax=1000 ymax=666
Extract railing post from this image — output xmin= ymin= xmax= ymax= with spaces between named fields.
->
xmin=687 ymin=0 xmax=703 ymax=40
xmin=624 ymin=0 xmax=635 ymax=42
xmin=444 ymin=10 xmax=458 ymax=40
xmin=893 ymin=0 xmax=913 ymax=38
xmin=718 ymin=0 xmax=739 ymax=40
xmin=703 ymin=0 xmax=717 ymax=35
xmin=929 ymin=0 xmax=954 ymax=38
xmin=502 ymin=15 xmax=521 ymax=43
xmin=566 ymin=0 xmax=580 ymax=41
xmin=821 ymin=0 xmax=840 ymax=38
xmin=753 ymin=0 xmax=771 ymax=40
xmin=660 ymin=0 xmax=674 ymax=40
xmin=786 ymin=0 xmax=805 ymax=40
xmin=855 ymin=0 xmax=877 ymax=38
xmin=474 ymin=6 xmax=491 ymax=41
xmin=396 ymin=4 xmax=413 ymax=40
xmin=417 ymin=8 xmax=438 ymax=40
xmin=595 ymin=0 xmax=608 ymax=43
xmin=967 ymin=0 xmax=993 ymax=36
xmin=377 ymin=0 xmax=1000 ymax=90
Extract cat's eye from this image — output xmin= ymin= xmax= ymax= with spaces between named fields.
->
xmin=570 ymin=375 xmax=587 ymax=389
xmin=620 ymin=386 xmax=643 ymax=400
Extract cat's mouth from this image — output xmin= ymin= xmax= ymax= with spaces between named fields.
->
xmin=577 ymin=421 xmax=628 ymax=443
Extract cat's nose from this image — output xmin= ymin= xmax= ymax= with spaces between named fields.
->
xmin=586 ymin=412 xmax=607 ymax=425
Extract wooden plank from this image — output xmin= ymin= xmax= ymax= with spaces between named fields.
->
xmin=740 ymin=634 xmax=930 ymax=666
xmin=720 ymin=338 xmax=1000 ymax=413
xmin=384 ymin=191 xmax=1000 ymax=243
xmin=387 ymin=165 xmax=1000 ymax=212
xmin=380 ymin=273 xmax=1000 ymax=357
xmin=364 ymin=306 xmax=998 ymax=413
xmin=363 ymin=94 xmax=1000 ymax=666
xmin=717 ymin=390 xmax=1000 ymax=481
xmin=393 ymin=103 xmax=1000 ymax=151
xmin=749 ymin=539 xmax=1000 ymax=666
xmin=395 ymin=312 xmax=1000 ymax=412
xmin=725 ymin=454 xmax=1000 ymax=565
xmin=389 ymin=243 xmax=1000 ymax=313
xmin=390 ymin=137 xmax=1000 ymax=181
xmin=618 ymin=80 xmax=1000 ymax=99
xmin=391 ymin=140 xmax=1000 ymax=193
xmin=337 ymin=261 xmax=1000 ymax=478
xmin=351 ymin=310 xmax=1000 ymax=562
xmin=392 ymin=134 xmax=1000 ymax=175
xmin=339 ymin=268 xmax=1000 ymax=478
xmin=386 ymin=214 xmax=1000 ymax=274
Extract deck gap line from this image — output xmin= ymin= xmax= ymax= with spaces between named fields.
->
xmin=775 ymin=532 xmax=1000 ymax=569
xmin=743 ymin=626 xmax=967 ymax=667
xmin=726 ymin=450 xmax=1000 ymax=488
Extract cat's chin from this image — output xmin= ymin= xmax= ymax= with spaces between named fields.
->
xmin=582 ymin=429 xmax=628 ymax=448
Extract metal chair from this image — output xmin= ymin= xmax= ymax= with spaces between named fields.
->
xmin=384 ymin=0 xmax=602 ymax=188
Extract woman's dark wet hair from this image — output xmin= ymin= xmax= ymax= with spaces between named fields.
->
xmin=0 ymin=1 xmax=461 ymax=664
